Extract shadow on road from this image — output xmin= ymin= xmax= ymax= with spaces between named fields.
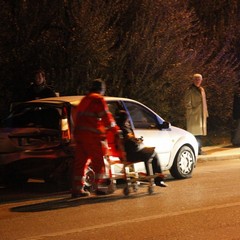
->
xmin=1 ymin=174 xmax=176 ymax=210
xmin=0 ymin=180 xmax=70 ymax=204
xmin=10 ymin=187 xmax=162 ymax=213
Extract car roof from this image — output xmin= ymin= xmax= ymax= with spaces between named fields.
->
xmin=28 ymin=95 xmax=138 ymax=107
xmin=12 ymin=95 xmax=165 ymax=124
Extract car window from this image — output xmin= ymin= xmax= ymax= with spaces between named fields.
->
xmin=3 ymin=105 xmax=61 ymax=129
xmin=107 ymin=101 xmax=125 ymax=119
xmin=124 ymin=101 xmax=158 ymax=129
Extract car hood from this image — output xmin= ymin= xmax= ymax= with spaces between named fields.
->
xmin=170 ymin=125 xmax=198 ymax=150
xmin=0 ymin=127 xmax=60 ymax=153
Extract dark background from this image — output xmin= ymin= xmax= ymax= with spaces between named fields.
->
xmin=0 ymin=0 xmax=239 ymax=144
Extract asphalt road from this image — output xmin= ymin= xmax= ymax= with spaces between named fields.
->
xmin=0 ymin=159 xmax=240 ymax=240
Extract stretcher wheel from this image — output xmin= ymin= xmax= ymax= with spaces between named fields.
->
xmin=107 ymin=180 xmax=116 ymax=194
xmin=148 ymin=185 xmax=153 ymax=194
xmin=132 ymin=182 xmax=139 ymax=192
xmin=123 ymin=186 xmax=130 ymax=196
xmin=85 ymin=167 xmax=95 ymax=187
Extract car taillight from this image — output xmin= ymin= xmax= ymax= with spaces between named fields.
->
xmin=61 ymin=107 xmax=71 ymax=143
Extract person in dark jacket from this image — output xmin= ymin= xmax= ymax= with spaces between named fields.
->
xmin=232 ymin=81 xmax=240 ymax=146
xmin=25 ymin=69 xmax=57 ymax=100
xmin=115 ymin=110 xmax=167 ymax=187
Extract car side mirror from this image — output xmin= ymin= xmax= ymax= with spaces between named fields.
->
xmin=160 ymin=121 xmax=170 ymax=129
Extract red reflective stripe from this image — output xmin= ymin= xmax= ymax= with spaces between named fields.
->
xmin=74 ymin=92 xmax=116 ymax=137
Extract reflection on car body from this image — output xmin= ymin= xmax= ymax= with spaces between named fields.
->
xmin=0 ymin=96 xmax=198 ymax=187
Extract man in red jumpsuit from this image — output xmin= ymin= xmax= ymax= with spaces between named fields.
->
xmin=72 ymin=78 xmax=119 ymax=198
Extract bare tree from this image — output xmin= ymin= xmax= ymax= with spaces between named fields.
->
xmin=0 ymin=0 xmax=239 ymax=135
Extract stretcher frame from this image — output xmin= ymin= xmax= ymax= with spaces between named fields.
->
xmin=107 ymin=156 xmax=163 ymax=196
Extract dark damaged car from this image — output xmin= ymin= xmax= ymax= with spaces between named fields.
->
xmin=0 ymin=99 xmax=74 ymax=187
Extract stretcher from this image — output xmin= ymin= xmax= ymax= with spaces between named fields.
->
xmin=84 ymin=132 xmax=163 ymax=196
xmin=108 ymin=156 xmax=163 ymax=196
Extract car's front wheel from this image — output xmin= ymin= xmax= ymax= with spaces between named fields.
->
xmin=170 ymin=146 xmax=195 ymax=179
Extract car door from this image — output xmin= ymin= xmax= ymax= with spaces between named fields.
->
xmin=122 ymin=101 xmax=173 ymax=168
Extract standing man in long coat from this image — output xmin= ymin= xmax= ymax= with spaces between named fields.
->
xmin=184 ymin=73 xmax=208 ymax=155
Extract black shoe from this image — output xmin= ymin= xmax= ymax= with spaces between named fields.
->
xmin=155 ymin=181 xmax=168 ymax=187
xmin=71 ymin=190 xmax=90 ymax=198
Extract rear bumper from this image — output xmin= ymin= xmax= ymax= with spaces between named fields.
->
xmin=0 ymin=146 xmax=74 ymax=184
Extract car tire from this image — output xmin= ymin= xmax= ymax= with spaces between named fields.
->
xmin=170 ymin=145 xmax=195 ymax=179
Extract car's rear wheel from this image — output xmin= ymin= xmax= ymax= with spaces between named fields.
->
xmin=170 ymin=146 xmax=195 ymax=179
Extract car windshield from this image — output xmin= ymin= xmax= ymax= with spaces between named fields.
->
xmin=2 ymin=105 xmax=61 ymax=129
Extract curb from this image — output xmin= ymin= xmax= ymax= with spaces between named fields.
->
xmin=198 ymin=154 xmax=240 ymax=162
xmin=197 ymin=144 xmax=240 ymax=162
